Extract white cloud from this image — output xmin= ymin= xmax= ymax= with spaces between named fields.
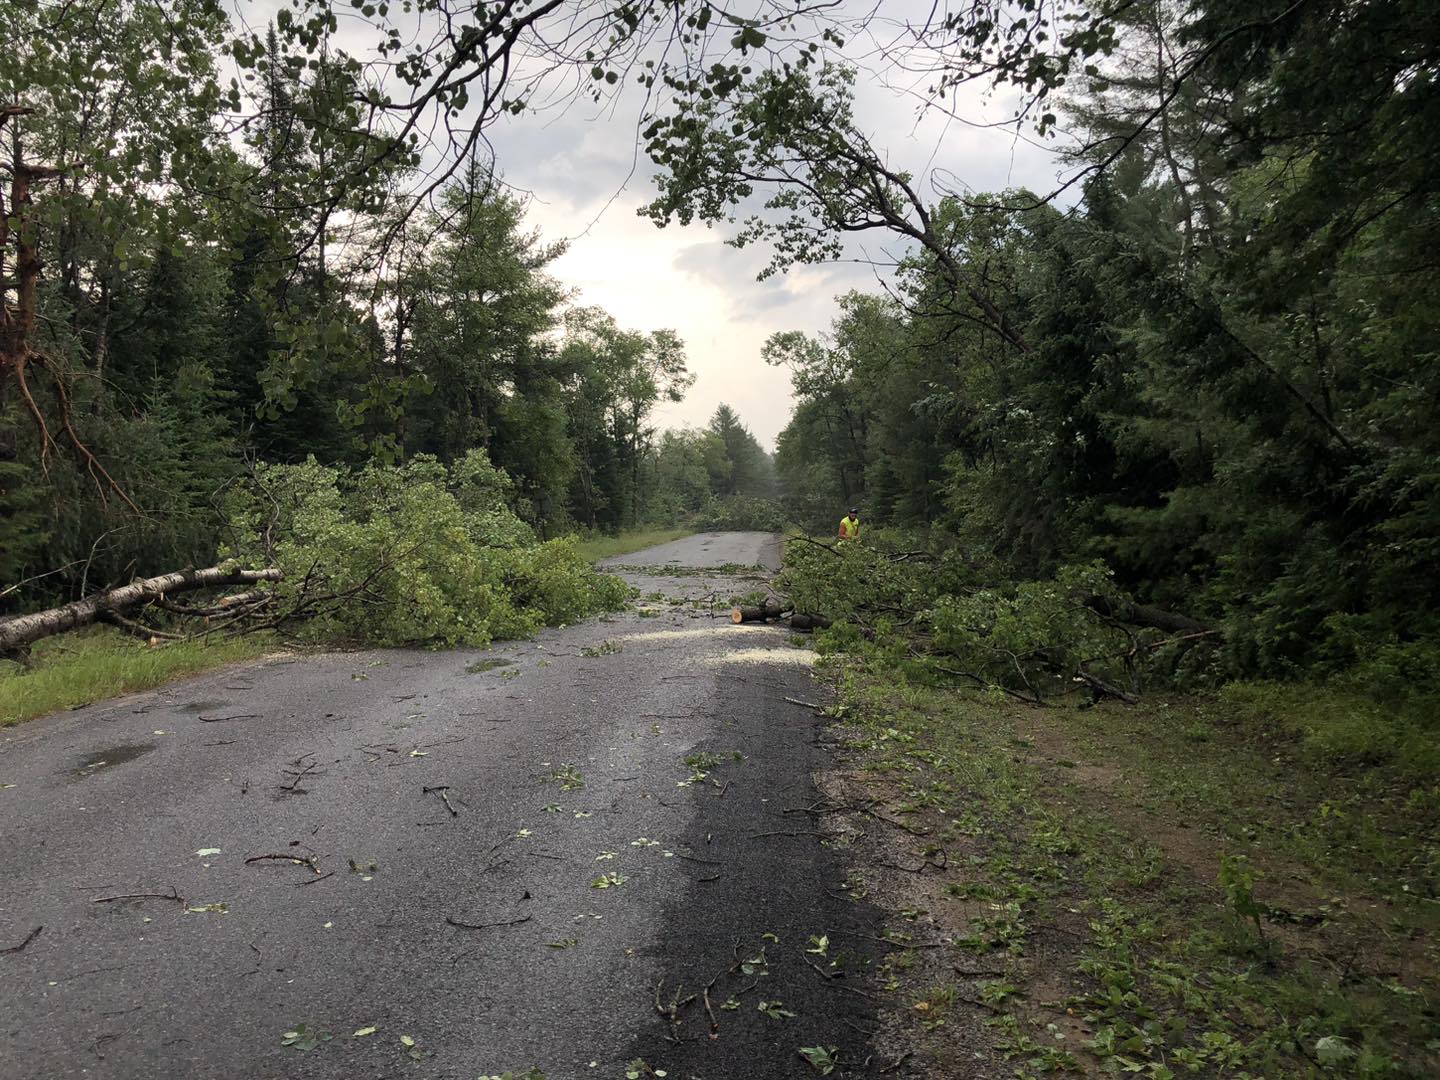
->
xmin=234 ymin=0 xmax=1068 ymax=449
xmin=474 ymin=10 xmax=1066 ymax=451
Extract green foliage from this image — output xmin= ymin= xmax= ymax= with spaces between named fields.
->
xmin=797 ymin=1045 xmax=839 ymax=1075
xmin=832 ymin=662 xmax=1439 ymax=1080
xmin=778 ymin=535 xmax=955 ymax=627
xmin=930 ymin=563 xmax=1128 ymax=697
xmin=1218 ymin=681 xmax=1440 ymax=786
xmin=692 ymin=496 xmax=787 ymax=533
xmin=739 ymin=4 xmax=1440 ymax=689
xmin=222 ymin=452 xmax=626 ymax=646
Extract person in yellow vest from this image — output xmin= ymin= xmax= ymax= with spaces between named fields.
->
xmin=838 ymin=507 xmax=860 ymax=541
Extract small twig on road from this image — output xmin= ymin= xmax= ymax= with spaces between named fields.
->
xmin=855 ymin=805 xmax=929 ymax=836
xmin=804 ymin=956 xmax=843 ymax=980
xmin=294 ymin=871 xmax=334 ymax=887
xmin=245 ymin=853 xmax=320 ymax=873
xmin=671 ymin=853 xmax=723 ymax=866
xmin=879 ymin=856 xmax=942 ymax=874
xmin=197 ymin=714 xmax=259 ymax=723
xmin=445 ymin=914 xmax=532 ymax=931
xmin=91 ymin=887 xmax=184 ymax=905
xmin=2 ymin=926 xmax=43 ymax=954
xmin=653 ymin=978 xmax=698 ymax=1044
xmin=423 ymin=784 xmax=459 ymax=816
xmin=828 ymin=927 xmax=950 ymax=949
xmin=281 ymin=762 xmax=318 ymax=791
xmin=237 ymin=942 xmax=263 ymax=977
xmin=702 ymin=984 xmax=719 ymax=1039
xmin=747 ymin=830 xmax=826 ymax=840
xmin=783 ymin=697 xmax=822 ymax=711
xmin=784 ymin=798 xmax=880 ymax=816
xmin=879 ymin=1051 xmax=914 ymax=1073
xmin=954 ymin=964 xmax=1009 ymax=977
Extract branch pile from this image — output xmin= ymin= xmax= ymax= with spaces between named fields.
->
xmin=760 ymin=537 xmax=1223 ymax=705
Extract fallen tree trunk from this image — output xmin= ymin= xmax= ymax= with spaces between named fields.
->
xmin=732 ymin=600 xmax=790 ymax=624
xmin=1083 ymin=595 xmax=1213 ymax=636
xmin=153 ymin=590 xmax=271 ymax=617
xmin=1073 ymin=668 xmax=1138 ymax=705
xmin=787 ymin=613 xmax=833 ymax=631
xmin=0 ymin=566 xmax=282 ymax=654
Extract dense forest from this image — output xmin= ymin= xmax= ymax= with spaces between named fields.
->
xmin=1 ymin=0 xmax=1436 ymax=680
xmin=0 ymin=9 xmax=782 ymax=630
xmin=748 ymin=2 xmax=1440 ymax=694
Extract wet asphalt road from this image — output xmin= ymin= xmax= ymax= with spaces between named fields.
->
xmin=0 ymin=533 xmax=893 ymax=1080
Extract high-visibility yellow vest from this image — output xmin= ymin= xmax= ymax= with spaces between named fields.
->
xmin=839 ymin=516 xmax=860 ymax=539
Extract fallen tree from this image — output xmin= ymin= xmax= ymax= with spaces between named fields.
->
xmin=0 ymin=566 xmax=282 ymax=656
xmin=1083 ymin=594 xmax=1214 ymax=636
xmin=729 ymin=600 xmax=833 ymax=632
xmin=731 ymin=600 xmax=790 ymax=624
xmin=787 ymin=613 xmax=832 ymax=631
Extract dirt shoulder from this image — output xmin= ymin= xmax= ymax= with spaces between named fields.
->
xmin=807 ymin=662 xmax=1438 ymax=1079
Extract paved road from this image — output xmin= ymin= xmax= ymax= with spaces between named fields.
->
xmin=0 ymin=533 xmax=891 ymax=1080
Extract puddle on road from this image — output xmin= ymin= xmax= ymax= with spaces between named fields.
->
xmin=69 ymin=743 xmax=156 ymax=779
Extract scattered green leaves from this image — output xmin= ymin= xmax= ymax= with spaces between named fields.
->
xmin=798 ymin=1045 xmax=838 ymax=1075
xmin=280 ymin=1023 xmax=332 ymax=1051
xmin=546 ymin=763 xmax=584 ymax=791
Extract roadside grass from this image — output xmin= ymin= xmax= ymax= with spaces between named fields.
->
xmin=825 ymin=662 xmax=1438 ymax=1079
xmin=0 ymin=628 xmax=272 ymax=727
xmin=572 ymin=528 xmax=694 ymax=563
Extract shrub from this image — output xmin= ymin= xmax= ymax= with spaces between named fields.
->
xmin=222 ymin=451 xmax=627 ymax=646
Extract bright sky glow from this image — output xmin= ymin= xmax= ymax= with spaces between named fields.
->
xmin=233 ymin=0 xmax=1069 ymax=448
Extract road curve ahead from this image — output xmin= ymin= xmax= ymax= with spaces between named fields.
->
xmin=1 ymin=532 xmax=892 ymax=1080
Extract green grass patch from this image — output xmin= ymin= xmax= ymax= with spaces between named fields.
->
xmin=571 ymin=527 xmax=694 ymax=562
xmin=0 ymin=628 xmax=272 ymax=726
xmin=828 ymin=663 xmax=1439 ymax=1079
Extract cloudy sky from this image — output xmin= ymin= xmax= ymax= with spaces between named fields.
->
xmin=483 ymin=27 xmax=1065 ymax=448
xmin=241 ymin=1 xmax=1069 ymax=449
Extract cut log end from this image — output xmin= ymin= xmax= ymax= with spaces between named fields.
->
xmin=731 ymin=601 xmax=783 ymax=624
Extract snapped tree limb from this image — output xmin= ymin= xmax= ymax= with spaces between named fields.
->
xmin=1083 ymin=595 xmax=1213 ymax=636
xmin=0 ymin=566 xmax=282 ymax=654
